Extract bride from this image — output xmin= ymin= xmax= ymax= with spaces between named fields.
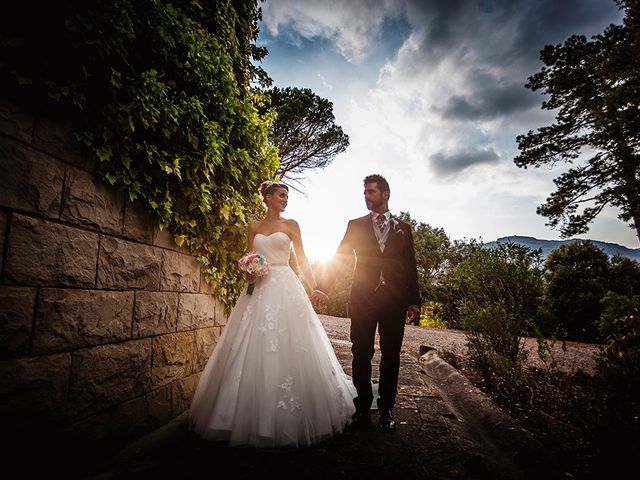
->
xmin=189 ymin=181 xmax=356 ymax=447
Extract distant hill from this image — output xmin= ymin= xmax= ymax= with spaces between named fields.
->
xmin=483 ymin=236 xmax=640 ymax=261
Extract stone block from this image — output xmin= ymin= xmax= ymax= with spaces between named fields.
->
xmin=177 ymin=293 xmax=216 ymax=331
xmin=153 ymin=225 xmax=190 ymax=254
xmin=0 ymin=286 xmax=36 ymax=358
xmin=172 ymin=374 xmax=199 ymax=416
xmin=110 ymin=385 xmax=172 ymax=442
xmin=61 ymin=166 xmax=124 ymax=235
xmin=0 ymin=136 xmax=64 ymax=218
xmin=32 ymin=115 xmax=84 ymax=166
xmin=33 ymin=288 xmax=134 ymax=353
xmin=0 ymin=353 xmax=71 ymax=423
xmin=214 ymin=297 xmax=227 ymax=327
xmin=0 ymin=210 xmax=7 ymax=275
xmin=159 ymin=249 xmax=200 ymax=293
xmin=151 ymin=331 xmax=193 ymax=387
xmin=193 ymin=327 xmax=219 ymax=372
xmin=64 ymin=411 xmax=111 ymax=445
xmin=199 ymin=272 xmax=215 ymax=294
xmin=0 ymin=97 xmax=34 ymax=143
xmin=133 ymin=291 xmax=178 ymax=338
xmin=97 ymin=237 xmax=160 ymax=291
xmin=67 ymin=338 xmax=152 ymax=419
xmin=4 ymin=214 xmax=99 ymax=287
xmin=123 ymin=200 xmax=154 ymax=244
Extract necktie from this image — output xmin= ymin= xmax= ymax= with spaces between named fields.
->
xmin=375 ymin=214 xmax=386 ymax=233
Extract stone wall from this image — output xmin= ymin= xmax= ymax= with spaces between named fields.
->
xmin=0 ymin=97 xmax=226 ymax=451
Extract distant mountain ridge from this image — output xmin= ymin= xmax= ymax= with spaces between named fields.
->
xmin=484 ymin=235 xmax=640 ymax=261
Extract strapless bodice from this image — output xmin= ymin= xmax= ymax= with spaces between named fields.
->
xmin=253 ymin=231 xmax=292 ymax=265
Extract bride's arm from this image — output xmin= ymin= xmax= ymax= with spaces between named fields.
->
xmin=247 ymin=222 xmax=257 ymax=252
xmin=288 ymin=220 xmax=318 ymax=291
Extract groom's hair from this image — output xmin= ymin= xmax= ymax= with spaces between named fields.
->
xmin=363 ymin=174 xmax=390 ymax=193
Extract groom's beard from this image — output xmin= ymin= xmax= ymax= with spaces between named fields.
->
xmin=366 ymin=199 xmax=382 ymax=211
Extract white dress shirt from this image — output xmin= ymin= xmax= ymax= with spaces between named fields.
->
xmin=372 ymin=211 xmax=391 ymax=252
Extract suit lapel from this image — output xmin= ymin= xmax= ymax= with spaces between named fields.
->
xmin=382 ymin=215 xmax=402 ymax=255
xmin=361 ymin=214 xmax=379 ymax=249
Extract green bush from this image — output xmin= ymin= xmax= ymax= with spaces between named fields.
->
xmin=1 ymin=0 xmax=279 ymax=311
xmin=597 ymin=292 xmax=640 ymax=399
xmin=541 ymin=241 xmax=610 ymax=341
xmin=454 ymin=242 xmax=544 ymax=384
xmin=596 ymin=292 xmax=640 ymax=450
xmin=419 ymin=301 xmax=448 ymax=329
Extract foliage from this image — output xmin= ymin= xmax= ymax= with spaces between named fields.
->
xmin=608 ymin=254 xmax=640 ymax=295
xmin=514 ymin=0 xmax=640 ymax=243
xmin=596 ymin=291 xmax=640 ymax=452
xmin=435 ymin=237 xmax=484 ymax=329
xmin=396 ymin=212 xmax=453 ymax=308
xmin=394 ymin=213 xmax=488 ymax=330
xmin=419 ymin=301 xmax=448 ymax=329
xmin=262 ymin=86 xmax=349 ymax=187
xmin=542 ymin=241 xmax=611 ymax=341
xmin=0 ymin=0 xmax=280 ymax=311
xmin=597 ymin=290 xmax=640 ymax=338
xmin=453 ymin=242 xmax=544 ymax=384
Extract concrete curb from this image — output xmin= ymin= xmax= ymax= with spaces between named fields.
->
xmin=420 ymin=349 xmax=552 ymax=478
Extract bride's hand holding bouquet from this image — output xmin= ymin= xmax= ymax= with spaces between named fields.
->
xmin=238 ymin=252 xmax=269 ymax=294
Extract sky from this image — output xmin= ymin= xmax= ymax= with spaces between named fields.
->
xmin=255 ymin=0 xmax=635 ymax=262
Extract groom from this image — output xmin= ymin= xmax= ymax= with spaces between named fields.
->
xmin=312 ymin=174 xmax=420 ymax=433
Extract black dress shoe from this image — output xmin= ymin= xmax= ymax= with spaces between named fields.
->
xmin=350 ymin=410 xmax=371 ymax=427
xmin=379 ymin=409 xmax=397 ymax=433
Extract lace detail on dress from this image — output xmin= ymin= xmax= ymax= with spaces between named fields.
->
xmin=276 ymin=375 xmax=301 ymax=411
xmin=260 ymin=302 xmax=286 ymax=352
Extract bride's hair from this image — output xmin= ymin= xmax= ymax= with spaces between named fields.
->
xmin=259 ymin=181 xmax=288 ymax=200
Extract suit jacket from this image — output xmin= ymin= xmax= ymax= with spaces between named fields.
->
xmin=319 ymin=213 xmax=420 ymax=315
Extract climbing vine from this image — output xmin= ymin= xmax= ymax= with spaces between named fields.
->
xmin=1 ymin=0 xmax=279 ymax=311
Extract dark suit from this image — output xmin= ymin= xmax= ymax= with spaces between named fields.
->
xmin=319 ymin=213 xmax=420 ymax=412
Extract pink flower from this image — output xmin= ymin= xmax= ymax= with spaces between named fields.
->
xmin=238 ymin=252 xmax=269 ymax=294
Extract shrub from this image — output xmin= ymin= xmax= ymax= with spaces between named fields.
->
xmin=596 ymin=292 xmax=640 ymax=404
xmin=454 ymin=242 xmax=544 ymax=385
xmin=419 ymin=301 xmax=447 ymax=329
xmin=595 ymin=292 xmax=640 ymax=460
xmin=542 ymin=241 xmax=610 ymax=341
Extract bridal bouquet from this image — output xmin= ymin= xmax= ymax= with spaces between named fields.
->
xmin=238 ymin=252 xmax=269 ymax=294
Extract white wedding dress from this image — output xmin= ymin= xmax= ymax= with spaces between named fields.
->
xmin=189 ymin=231 xmax=357 ymax=447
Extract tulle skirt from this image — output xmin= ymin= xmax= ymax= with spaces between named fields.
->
xmin=189 ymin=265 xmax=357 ymax=447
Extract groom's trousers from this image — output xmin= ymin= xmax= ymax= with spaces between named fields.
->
xmin=349 ymin=285 xmax=406 ymax=412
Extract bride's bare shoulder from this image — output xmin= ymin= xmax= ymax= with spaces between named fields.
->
xmin=283 ymin=218 xmax=301 ymax=232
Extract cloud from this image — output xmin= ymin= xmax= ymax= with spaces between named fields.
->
xmin=430 ymin=148 xmax=500 ymax=176
xmin=260 ymin=0 xmax=405 ymax=63
xmin=317 ymin=73 xmax=333 ymax=90
xmin=439 ymin=81 xmax=540 ymax=120
xmin=259 ymin=0 xmax=637 ymax=250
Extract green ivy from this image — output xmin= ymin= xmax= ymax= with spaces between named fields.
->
xmin=0 ymin=0 xmax=279 ymax=312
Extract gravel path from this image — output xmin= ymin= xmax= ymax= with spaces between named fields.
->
xmin=319 ymin=315 xmax=600 ymax=376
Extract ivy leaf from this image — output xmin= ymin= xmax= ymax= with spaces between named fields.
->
xmin=105 ymin=172 xmax=117 ymax=185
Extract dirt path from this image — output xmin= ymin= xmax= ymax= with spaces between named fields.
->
xmin=319 ymin=315 xmax=601 ymax=376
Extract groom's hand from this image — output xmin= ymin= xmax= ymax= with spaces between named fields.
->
xmin=311 ymin=289 xmax=328 ymax=309
xmin=406 ymin=305 xmax=421 ymax=325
